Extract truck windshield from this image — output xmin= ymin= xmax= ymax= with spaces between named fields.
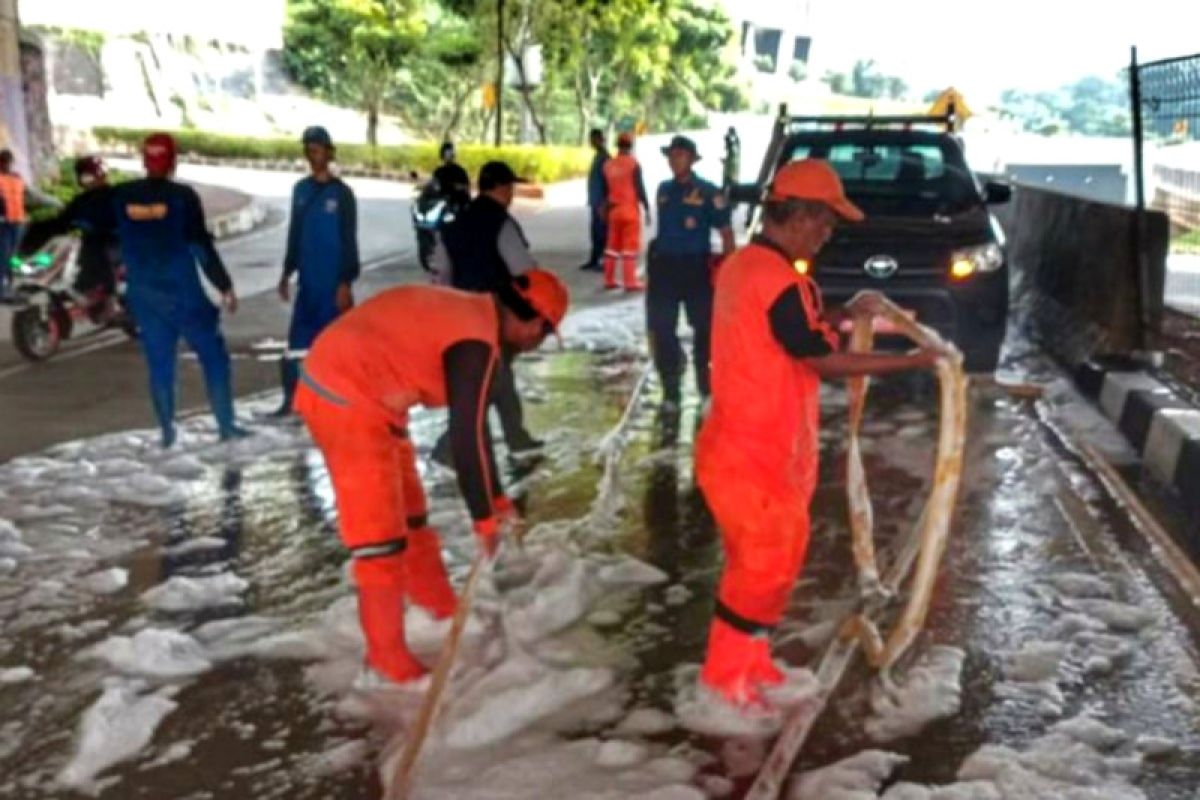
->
xmin=786 ymin=140 xmax=980 ymax=217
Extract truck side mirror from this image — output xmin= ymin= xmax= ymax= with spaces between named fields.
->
xmin=984 ymin=181 xmax=1012 ymax=204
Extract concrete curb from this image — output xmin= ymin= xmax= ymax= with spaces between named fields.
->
xmin=207 ymin=199 xmax=268 ymax=241
xmin=1075 ymin=358 xmax=1200 ymax=513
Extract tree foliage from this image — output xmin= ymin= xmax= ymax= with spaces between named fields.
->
xmin=997 ymin=74 xmax=1130 ymax=136
xmin=822 ymin=59 xmax=909 ymax=100
xmin=283 ymin=0 xmax=747 ymax=146
xmin=284 ymin=0 xmax=427 ymax=144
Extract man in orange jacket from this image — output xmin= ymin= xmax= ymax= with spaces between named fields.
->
xmin=695 ymin=160 xmax=939 ymax=715
xmin=295 ymin=270 xmax=569 ymax=685
xmin=602 ymin=132 xmax=651 ymax=291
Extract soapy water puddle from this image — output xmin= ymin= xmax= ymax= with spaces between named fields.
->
xmin=0 ymin=309 xmax=1198 ymax=798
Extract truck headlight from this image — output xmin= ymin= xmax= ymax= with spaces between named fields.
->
xmin=949 ymin=243 xmax=1004 ymax=279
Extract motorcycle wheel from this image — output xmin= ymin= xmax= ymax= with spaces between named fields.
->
xmin=12 ymin=305 xmax=61 ymax=362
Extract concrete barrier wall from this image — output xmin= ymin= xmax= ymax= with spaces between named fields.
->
xmin=992 ymin=183 xmax=1169 ymax=365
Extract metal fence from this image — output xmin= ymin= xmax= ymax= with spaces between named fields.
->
xmin=1133 ymin=50 xmax=1200 ymax=316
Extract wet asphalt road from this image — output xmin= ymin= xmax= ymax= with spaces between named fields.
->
xmin=0 ymin=168 xmax=1198 ymax=797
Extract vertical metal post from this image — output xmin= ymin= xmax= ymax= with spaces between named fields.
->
xmin=1129 ymin=46 xmax=1150 ymax=345
xmin=495 ymin=0 xmax=504 ymax=147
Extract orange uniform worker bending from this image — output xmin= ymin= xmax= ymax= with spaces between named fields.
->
xmin=602 ymin=132 xmax=651 ymax=291
xmin=695 ymin=160 xmax=939 ymax=712
xmin=295 ymin=271 xmax=569 ymax=684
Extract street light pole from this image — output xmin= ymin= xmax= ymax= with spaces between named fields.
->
xmin=495 ymin=0 xmax=504 ymax=146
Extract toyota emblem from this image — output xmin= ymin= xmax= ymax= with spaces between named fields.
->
xmin=864 ymin=254 xmax=898 ymax=279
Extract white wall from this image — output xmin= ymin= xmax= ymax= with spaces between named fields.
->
xmin=20 ymin=0 xmax=285 ymax=50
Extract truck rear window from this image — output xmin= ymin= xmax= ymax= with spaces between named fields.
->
xmin=786 ymin=141 xmax=980 ymax=217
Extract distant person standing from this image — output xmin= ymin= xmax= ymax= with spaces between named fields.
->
xmin=114 ymin=133 xmax=246 ymax=447
xmin=432 ymin=141 xmax=471 ymax=204
xmin=579 ymin=128 xmax=609 ymax=273
xmin=273 ymin=126 xmax=360 ymax=417
xmin=0 ymin=150 xmax=28 ymax=299
xmin=648 ymin=135 xmax=734 ymax=408
xmin=602 ymin=132 xmax=651 ymax=291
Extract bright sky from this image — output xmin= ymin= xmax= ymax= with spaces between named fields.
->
xmin=806 ymin=0 xmax=1199 ymax=102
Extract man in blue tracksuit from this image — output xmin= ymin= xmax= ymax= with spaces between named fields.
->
xmin=114 ymin=133 xmax=246 ymax=447
xmin=273 ymin=126 xmax=359 ymax=416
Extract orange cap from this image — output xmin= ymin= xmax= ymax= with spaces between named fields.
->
xmin=516 ymin=268 xmax=570 ymax=331
xmin=767 ymin=159 xmax=864 ymax=222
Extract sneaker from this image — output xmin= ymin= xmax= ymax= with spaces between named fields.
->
xmin=604 ymin=283 xmax=620 ymax=291
xmin=506 ymin=434 xmax=544 ymax=460
xmin=578 ymin=262 xmax=603 ymax=272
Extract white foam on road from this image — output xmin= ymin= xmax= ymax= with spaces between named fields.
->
xmin=866 ymin=645 xmax=965 ymax=743
xmin=87 ymin=628 xmax=212 ymax=679
xmin=80 ymin=567 xmax=129 ymax=595
xmin=0 ymin=666 xmax=35 ymax=684
xmin=141 ymin=572 xmax=249 ymax=612
xmin=57 ymin=680 xmax=179 ymax=794
xmin=791 ymin=714 xmax=1147 ymax=799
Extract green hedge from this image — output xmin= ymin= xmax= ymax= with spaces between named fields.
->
xmin=92 ymin=127 xmax=592 ymax=184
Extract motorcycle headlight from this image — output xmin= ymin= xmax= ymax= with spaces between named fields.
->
xmin=948 ymin=243 xmax=1004 ymax=279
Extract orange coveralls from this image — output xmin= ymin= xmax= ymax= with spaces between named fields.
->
xmin=295 ymin=285 xmax=503 ymax=682
xmin=695 ymin=236 xmax=839 ymax=703
xmin=602 ymin=152 xmax=648 ymax=289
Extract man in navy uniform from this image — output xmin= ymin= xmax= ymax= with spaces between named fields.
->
xmin=649 ymin=135 xmax=735 ymax=409
xmin=579 ymin=128 xmax=609 ymax=272
xmin=114 ymin=133 xmax=246 ymax=447
xmin=273 ymin=125 xmax=360 ymax=416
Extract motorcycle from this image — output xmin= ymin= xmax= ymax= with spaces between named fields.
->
xmin=8 ymin=235 xmax=137 ymax=362
xmin=411 ymin=181 xmax=468 ymax=274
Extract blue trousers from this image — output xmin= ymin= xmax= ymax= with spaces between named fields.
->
xmin=133 ymin=299 xmax=236 ymax=442
xmin=279 ymin=290 xmax=340 ymax=409
xmin=588 ymin=207 xmax=607 ymax=268
xmin=0 ymin=223 xmax=21 ymax=296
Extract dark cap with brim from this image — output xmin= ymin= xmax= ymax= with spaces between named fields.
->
xmin=478 ymin=160 xmax=529 ymax=191
xmin=661 ymin=135 xmax=700 ymax=160
xmin=301 ymin=126 xmax=334 ymax=148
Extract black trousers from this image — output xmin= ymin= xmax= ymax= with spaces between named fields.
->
xmin=433 ymin=346 xmax=530 ymax=460
xmin=646 ymin=251 xmax=713 ymax=398
xmin=588 ymin=207 xmax=607 ymax=267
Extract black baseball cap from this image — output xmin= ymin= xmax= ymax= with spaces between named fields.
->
xmin=478 ymin=160 xmax=528 ymax=191
xmin=661 ymin=135 xmax=700 ymax=160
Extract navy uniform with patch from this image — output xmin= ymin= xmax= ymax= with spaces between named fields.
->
xmin=113 ymin=177 xmax=239 ymax=445
xmin=279 ymin=176 xmax=360 ymax=408
xmin=649 ymin=175 xmax=732 ymax=401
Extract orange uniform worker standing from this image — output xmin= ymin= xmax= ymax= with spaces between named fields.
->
xmin=695 ymin=160 xmax=939 ymax=714
xmin=602 ymin=133 xmax=651 ymax=291
xmin=295 ymin=271 xmax=569 ymax=685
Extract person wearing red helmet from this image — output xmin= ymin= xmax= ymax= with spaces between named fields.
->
xmin=601 ymin=132 xmax=651 ymax=291
xmin=694 ymin=159 xmax=940 ymax=719
xmin=22 ymin=157 xmax=120 ymax=314
xmin=294 ymin=269 xmax=569 ymax=685
xmin=113 ymin=133 xmax=246 ymax=447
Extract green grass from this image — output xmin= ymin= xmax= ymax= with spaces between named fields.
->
xmin=92 ymin=127 xmax=592 ymax=184
xmin=1173 ymin=227 xmax=1200 ymax=253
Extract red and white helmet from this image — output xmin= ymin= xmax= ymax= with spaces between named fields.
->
xmin=73 ymin=156 xmax=107 ymax=187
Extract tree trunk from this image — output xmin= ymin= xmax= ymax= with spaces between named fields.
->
xmin=366 ymin=103 xmax=379 ymax=147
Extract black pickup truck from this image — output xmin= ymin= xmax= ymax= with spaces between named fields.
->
xmin=727 ymin=111 xmax=1012 ymax=372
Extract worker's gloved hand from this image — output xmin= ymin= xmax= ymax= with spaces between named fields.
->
xmin=473 ymin=516 xmax=501 ymax=558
